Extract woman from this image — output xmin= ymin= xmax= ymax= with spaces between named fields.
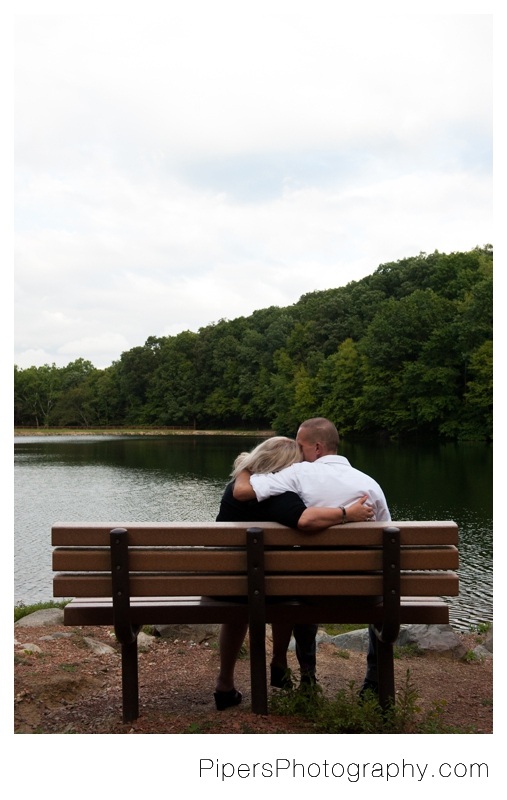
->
xmin=213 ymin=436 xmax=374 ymax=710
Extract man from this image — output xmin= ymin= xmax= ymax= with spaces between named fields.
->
xmin=233 ymin=417 xmax=391 ymax=694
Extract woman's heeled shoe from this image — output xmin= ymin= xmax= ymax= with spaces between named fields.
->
xmin=214 ymin=688 xmax=242 ymax=711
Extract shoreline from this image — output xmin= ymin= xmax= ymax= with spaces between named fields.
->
xmin=14 ymin=428 xmax=275 ymax=437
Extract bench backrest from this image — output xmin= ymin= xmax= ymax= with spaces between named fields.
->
xmin=52 ymin=521 xmax=459 ymax=599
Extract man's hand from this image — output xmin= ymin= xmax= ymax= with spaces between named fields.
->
xmin=232 ymin=469 xmax=256 ymax=501
xmin=297 ymin=495 xmax=374 ymax=531
xmin=346 ymin=495 xmax=375 ymax=522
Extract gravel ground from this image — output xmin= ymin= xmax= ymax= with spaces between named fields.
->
xmin=14 ymin=623 xmax=492 ymax=734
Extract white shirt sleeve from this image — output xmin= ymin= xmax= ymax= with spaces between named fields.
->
xmin=250 ymin=467 xmax=299 ymax=502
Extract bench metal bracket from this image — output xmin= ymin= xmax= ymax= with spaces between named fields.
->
xmin=110 ymin=528 xmax=141 ymax=723
xmin=373 ymin=526 xmax=401 ymax=708
xmin=246 ymin=528 xmax=268 ymax=715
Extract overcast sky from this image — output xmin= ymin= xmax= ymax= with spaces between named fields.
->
xmin=14 ymin=6 xmax=493 ymax=370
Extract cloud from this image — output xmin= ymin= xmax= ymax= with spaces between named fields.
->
xmin=14 ymin=10 xmax=493 ymax=370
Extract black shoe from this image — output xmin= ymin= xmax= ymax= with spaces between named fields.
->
xmin=359 ymin=679 xmax=378 ymax=699
xmin=214 ymin=688 xmax=242 ymax=711
xmin=270 ymin=665 xmax=293 ymax=689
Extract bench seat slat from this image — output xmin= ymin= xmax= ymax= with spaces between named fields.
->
xmin=54 ymin=571 xmax=459 ymax=597
xmin=52 ymin=520 xmax=459 ymax=547
xmin=62 ymin=595 xmax=451 ymax=627
xmin=53 ymin=545 xmax=459 ymax=572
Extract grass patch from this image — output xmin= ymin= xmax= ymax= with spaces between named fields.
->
xmin=238 ymin=642 xmax=249 ymax=660
xmin=269 ymin=670 xmax=475 ymax=734
xmin=469 ymin=621 xmax=491 ymax=635
xmin=320 ymin=623 xmax=368 ymax=636
xmin=394 ymin=643 xmax=426 ymax=659
xmin=15 ymin=600 xmax=69 ymax=623
xmin=333 ymin=650 xmax=350 ymax=659
xmin=59 ymin=663 xmax=79 ymax=672
xmin=463 ymin=649 xmax=481 ymax=663
xmin=185 ymin=719 xmax=218 ymax=734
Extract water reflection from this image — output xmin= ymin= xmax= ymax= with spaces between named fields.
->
xmin=14 ymin=435 xmax=492 ymax=630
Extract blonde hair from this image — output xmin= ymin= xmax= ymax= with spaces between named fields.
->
xmin=232 ymin=436 xmax=302 ymax=479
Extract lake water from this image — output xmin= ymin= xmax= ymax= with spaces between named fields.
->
xmin=14 ymin=435 xmax=493 ymax=631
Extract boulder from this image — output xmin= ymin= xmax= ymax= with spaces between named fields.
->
xmin=137 ymin=631 xmax=155 ymax=651
xmin=396 ymin=624 xmax=467 ymax=659
xmin=15 ymin=642 xmax=42 ymax=653
xmin=316 ymin=624 xmax=467 ymax=659
xmin=473 ymin=623 xmax=493 ymax=658
xmin=153 ymin=623 xmax=220 ymax=644
xmin=82 ymin=637 xmax=116 ymax=655
xmin=318 ymin=628 xmax=370 ymax=652
xmin=15 ymin=608 xmax=65 ymax=627
xmin=483 ymin=624 xmax=493 ymax=652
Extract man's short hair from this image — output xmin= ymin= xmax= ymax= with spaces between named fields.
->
xmin=299 ymin=417 xmax=339 ymax=453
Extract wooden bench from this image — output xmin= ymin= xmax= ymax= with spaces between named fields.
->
xmin=52 ymin=520 xmax=459 ymax=722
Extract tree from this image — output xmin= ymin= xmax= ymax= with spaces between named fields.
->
xmin=14 ymin=364 xmax=62 ymax=427
xmin=317 ymin=339 xmax=365 ymax=434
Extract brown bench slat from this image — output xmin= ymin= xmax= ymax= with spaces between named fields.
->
xmin=53 ymin=545 xmax=459 ymax=572
xmin=54 ymin=571 xmax=459 ymax=598
xmin=62 ymin=595 xmax=451 ymax=627
xmin=52 ymin=520 xmax=459 ymax=547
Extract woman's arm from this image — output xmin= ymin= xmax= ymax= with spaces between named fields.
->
xmin=297 ymin=495 xmax=374 ymax=531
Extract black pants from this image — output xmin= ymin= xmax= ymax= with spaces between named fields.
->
xmin=294 ymin=622 xmax=378 ymax=682
xmin=293 ymin=623 xmax=318 ymax=675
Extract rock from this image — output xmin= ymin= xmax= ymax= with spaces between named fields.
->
xmin=318 ymin=624 xmax=467 ymax=659
xmin=137 ymin=631 xmax=155 ymax=651
xmin=396 ymin=624 xmax=467 ymax=659
xmin=473 ymin=644 xmax=493 ymax=659
xmin=153 ymin=623 xmax=220 ymax=643
xmin=15 ymin=608 xmax=64 ymax=627
xmin=16 ymin=643 xmax=42 ymax=653
xmin=473 ymin=623 xmax=493 ymax=658
xmin=82 ymin=637 xmax=116 ymax=655
xmin=483 ymin=624 xmax=493 ymax=652
xmin=320 ymin=628 xmax=370 ymax=652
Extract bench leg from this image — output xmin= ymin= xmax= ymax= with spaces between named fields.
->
xmin=376 ymin=638 xmax=395 ymax=710
xmin=121 ymin=639 xmax=139 ymax=723
xmin=249 ymin=617 xmax=268 ymax=715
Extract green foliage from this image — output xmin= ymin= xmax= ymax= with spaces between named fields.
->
xmin=320 ymin=623 xmax=368 ymax=636
xmin=269 ymin=670 xmax=474 ymax=734
xmin=463 ymin=649 xmax=480 ymax=663
xmin=185 ymin=720 xmax=217 ymax=733
xmin=394 ymin=643 xmax=426 ymax=659
xmin=14 ymin=247 xmax=493 ymax=441
xmin=469 ymin=621 xmax=491 ymax=635
xmin=237 ymin=642 xmax=249 ymax=660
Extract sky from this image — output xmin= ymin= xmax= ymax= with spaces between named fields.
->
xmin=13 ymin=4 xmax=493 ymax=370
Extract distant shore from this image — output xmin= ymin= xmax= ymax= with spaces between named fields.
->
xmin=14 ymin=427 xmax=275 ymax=438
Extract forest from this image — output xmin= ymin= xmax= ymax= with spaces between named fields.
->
xmin=14 ymin=246 xmax=493 ymax=441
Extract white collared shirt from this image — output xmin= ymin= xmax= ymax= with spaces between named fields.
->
xmin=250 ymin=455 xmax=391 ymax=522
